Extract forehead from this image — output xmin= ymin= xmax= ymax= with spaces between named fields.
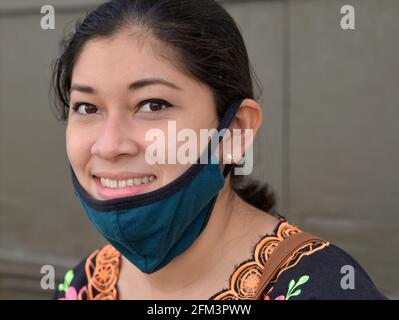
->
xmin=69 ymin=30 xmax=215 ymax=109
xmin=71 ymin=31 xmax=187 ymax=89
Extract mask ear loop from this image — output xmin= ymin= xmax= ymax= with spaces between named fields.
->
xmin=198 ymin=98 xmax=244 ymax=233
xmin=223 ymin=163 xmax=233 ymax=178
xmin=208 ymin=98 xmax=244 ymax=178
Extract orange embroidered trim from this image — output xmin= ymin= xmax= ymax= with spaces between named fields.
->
xmin=85 ymin=244 xmax=121 ymax=300
xmin=82 ymin=221 xmax=329 ymax=300
xmin=211 ymin=221 xmax=329 ymax=300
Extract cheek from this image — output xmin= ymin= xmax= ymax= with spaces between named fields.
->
xmin=66 ymin=124 xmax=93 ymax=172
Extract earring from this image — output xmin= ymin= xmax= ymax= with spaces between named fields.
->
xmin=224 ymin=153 xmax=235 ymax=163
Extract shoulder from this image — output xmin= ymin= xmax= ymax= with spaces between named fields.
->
xmin=54 ymin=244 xmax=121 ymax=300
xmin=212 ymin=218 xmax=325 ymax=300
xmin=262 ymin=225 xmax=388 ymax=300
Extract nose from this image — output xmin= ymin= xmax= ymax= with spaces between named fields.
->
xmin=91 ymin=114 xmax=140 ymax=161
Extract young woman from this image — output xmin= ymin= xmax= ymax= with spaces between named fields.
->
xmin=51 ymin=0 xmax=386 ymax=300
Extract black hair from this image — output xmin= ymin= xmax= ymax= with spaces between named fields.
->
xmin=51 ymin=0 xmax=282 ymax=218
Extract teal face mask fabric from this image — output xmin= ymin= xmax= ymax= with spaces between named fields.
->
xmin=70 ymin=99 xmax=244 ymax=274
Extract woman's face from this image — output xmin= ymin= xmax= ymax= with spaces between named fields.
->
xmin=66 ymin=31 xmax=219 ymax=200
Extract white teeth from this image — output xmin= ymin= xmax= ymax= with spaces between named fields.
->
xmin=110 ymin=179 xmax=117 ymax=188
xmin=99 ymin=175 xmax=156 ymax=189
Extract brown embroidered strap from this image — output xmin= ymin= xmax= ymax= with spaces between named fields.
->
xmin=253 ymin=232 xmax=323 ymax=300
xmin=211 ymin=221 xmax=304 ymax=300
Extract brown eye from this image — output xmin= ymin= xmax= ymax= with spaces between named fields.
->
xmin=138 ymin=99 xmax=173 ymax=113
xmin=73 ymin=103 xmax=99 ymax=115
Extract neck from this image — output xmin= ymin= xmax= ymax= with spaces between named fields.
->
xmin=120 ymin=176 xmax=243 ymax=293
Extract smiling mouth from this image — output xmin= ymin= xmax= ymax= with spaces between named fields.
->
xmin=94 ymin=175 xmax=156 ymax=189
xmin=92 ymin=174 xmax=157 ymax=199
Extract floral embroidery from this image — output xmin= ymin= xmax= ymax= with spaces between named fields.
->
xmin=265 ymin=295 xmax=285 ymax=300
xmin=264 ymin=275 xmax=310 ymax=300
xmin=58 ymin=269 xmax=89 ymax=300
xmin=211 ymin=220 xmax=302 ymax=300
xmin=58 ymin=270 xmax=74 ymax=294
xmin=85 ymin=244 xmax=121 ymax=300
xmin=211 ymin=221 xmax=329 ymax=300
xmin=59 ymin=286 xmax=89 ymax=300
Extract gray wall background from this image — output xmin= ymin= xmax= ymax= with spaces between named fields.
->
xmin=0 ymin=0 xmax=398 ymax=299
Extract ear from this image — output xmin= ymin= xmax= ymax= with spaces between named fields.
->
xmin=219 ymin=98 xmax=263 ymax=164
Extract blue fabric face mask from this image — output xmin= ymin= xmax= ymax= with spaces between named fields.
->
xmin=70 ymin=99 xmax=244 ymax=274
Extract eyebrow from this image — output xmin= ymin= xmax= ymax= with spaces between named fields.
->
xmin=70 ymin=78 xmax=182 ymax=94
